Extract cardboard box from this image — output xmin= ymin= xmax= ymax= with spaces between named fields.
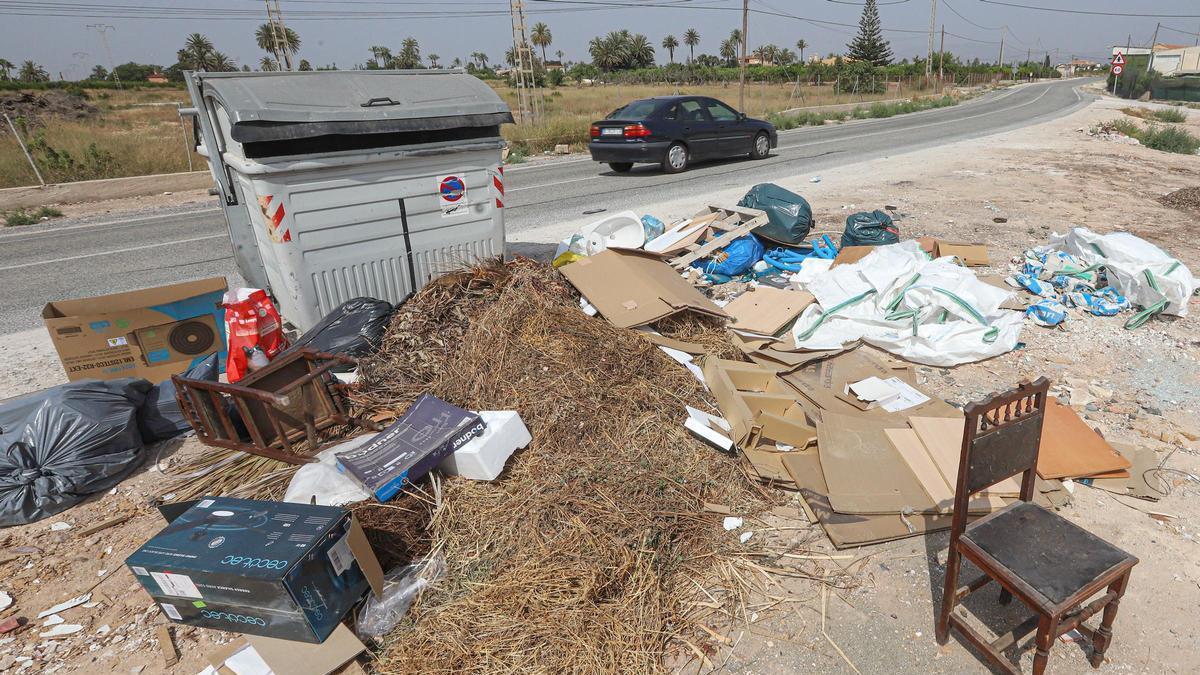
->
xmin=336 ymin=394 xmax=485 ymax=502
xmin=42 ymin=277 xmax=228 ymax=382
xmin=559 ymin=248 xmax=728 ymax=328
xmin=703 ymin=358 xmax=817 ymax=452
xmin=207 ymin=624 xmax=366 ymax=675
xmin=126 ymin=497 xmax=383 ymax=643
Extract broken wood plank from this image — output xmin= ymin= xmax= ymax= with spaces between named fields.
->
xmin=158 ymin=624 xmax=179 ymax=667
xmin=77 ymin=513 xmax=133 ymax=538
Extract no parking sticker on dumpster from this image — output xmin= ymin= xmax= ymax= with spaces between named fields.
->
xmin=438 ymin=174 xmax=468 ymax=216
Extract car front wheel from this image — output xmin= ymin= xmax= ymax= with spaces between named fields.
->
xmin=750 ymin=132 xmax=770 ymax=159
xmin=608 ymin=162 xmax=633 ymax=173
xmin=663 ymin=142 xmax=689 ymax=173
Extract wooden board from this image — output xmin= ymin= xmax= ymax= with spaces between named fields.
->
xmin=908 ymin=416 xmax=1022 ymax=496
xmin=1037 ymin=400 xmax=1132 ymax=479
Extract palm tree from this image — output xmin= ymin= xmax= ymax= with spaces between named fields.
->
xmin=661 ymin=35 xmax=679 ymax=64
xmin=720 ymin=38 xmax=737 ymax=66
xmin=0 ymin=59 xmax=13 ymax=81
xmin=451 ymin=56 xmax=462 ymax=68
xmin=504 ymin=47 xmax=517 ymax=68
xmin=777 ymin=48 xmax=796 ymax=66
xmin=474 ymin=52 xmax=489 ymax=69
xmin=255 ymin=24 xmax=300 ymax=68
xmin=396 ymin=37 xmax=421 ymax=69
xmin=177 ymin=33 xmax=217 ymax=71
xmin=212 ymin=52 xmax=236 ymax=72
xmin=17 ymin=60 xmax=49 ymax=82
xmin=259 ymin=57 xmax=278 ymax=72
xmin=298 ymin=59 xmax=312 ymax=71
xmin=530 ymin=22 xmax=552 ymax=62
xmin=796 ymin=39 xmax=808 ymax=63
xmin=629 ymin=33 xmax=655 ymax=67
xmin=683 ymin=28 xmax=700 ymax=64
xmin=429 ymin=53 xmax=440 ymax=68
xmin=369 ymin=46 xmax=390 ymax=68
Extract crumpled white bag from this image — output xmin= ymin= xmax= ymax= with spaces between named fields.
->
xmin=1050 ymin=227 xmax=1197 ymax=316
xmin=791 ymin=241 xmax=1024 ymax=366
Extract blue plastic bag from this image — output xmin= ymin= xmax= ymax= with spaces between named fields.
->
xmin=1026 ymin=299 xmax=1068 ymax=327
xmin=640 ymin=215 xmax=665 ymax=241
xmin=691 ymin=234 xmax=765 ymax=277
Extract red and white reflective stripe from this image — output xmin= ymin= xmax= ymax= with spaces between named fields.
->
xmin=256 ymin=195 xmax=291 ymax=243
xmin=493 ymin=166 xmax=505 ymax=208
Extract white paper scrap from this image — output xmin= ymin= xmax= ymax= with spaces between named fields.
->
xmin=658 ymin=346 xmax=706 ymax=384
xmin=878 ymin=377 xmax=931 ymax=413
xmin=224 ymin=644 xmax=273 ymax=675
xmin=722 ymin=517 xmax=743 ymax=531
xmin=38 ymin=593 xmax=91 ymax=619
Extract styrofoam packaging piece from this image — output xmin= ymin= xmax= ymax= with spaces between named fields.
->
xmin=439 ymin=411 xmax=531 ymax=481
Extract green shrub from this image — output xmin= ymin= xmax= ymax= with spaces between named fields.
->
xmin=1108 ymin=118 xmax=1141 ymax=137
xmin=1139 ymin=125 xmax=1200 ymax=154
xmin=1152 ymin=108 xmax=1187 ymax=123
xmin=3 ymin=206 xmax=62 ymax=227
xmin=506 ymin=147 xmax=529 ymax=164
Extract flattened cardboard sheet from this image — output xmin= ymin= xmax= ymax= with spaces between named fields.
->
xmin=907 ymin=416 xmax=1021 ymax=497
xmin=885 ymin=428 xmax=1007 ymax=514
xmin=724 ymin=287 xmax=814 ymax=336
xmin=560 ymin=249 xmax=728 ymax=328
xmin=816 ymin=411 xmax=934 ymax=515
xmin=1037 ymin=400 xmax=1131 ymax=479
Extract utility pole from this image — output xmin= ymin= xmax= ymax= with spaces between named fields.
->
xmin=739 ymin=0 xmax=749 ymax=111
xmin=1147 ymin=22 xmax=1160 ymax=76
xmin=925 ymin=0 xmax=936 ymax=81
xmin=938 ymin=24 xmax=945 ymax=90
xmin=263 ymin=1 xmax=286 ymax=71
xmin=998 ymin=28 xmax=1005 ymax=68
xmin=508 ymin=0 xmax=543 ymax=123
xmin=273 ymin=0 xmax=294 ymax=71
xmin=87 ymin=24 xmax=120 ymax=88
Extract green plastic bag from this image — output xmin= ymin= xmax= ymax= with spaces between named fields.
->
xmin=737 ymin=183 xmax=813 ymax=245
xmin=841 ymin=210 xmax=899 ymax=248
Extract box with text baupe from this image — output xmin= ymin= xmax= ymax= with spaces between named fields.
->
xmin=125 ymin=497 xmax=382 ymax=643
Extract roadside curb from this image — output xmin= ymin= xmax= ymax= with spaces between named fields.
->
xmin=0 ymin=171 xmax=211 ymax=210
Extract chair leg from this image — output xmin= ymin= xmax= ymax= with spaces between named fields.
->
xmin=1032 ymin=614 xmax=1058 ymax=675
xmin=999 ymin=587 xmax=1013 ymax=605
xmin=1090 ymin=573 xmax=1130 ymax=668
xmin=936 ymin=546 xmax=961 ymax=645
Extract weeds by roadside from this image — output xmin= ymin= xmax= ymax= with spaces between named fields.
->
xmin=3 ymin=206 xmax=63 ymax=227
xmin=767 ymin=95 xmax=957 ymax=130
xmin=1122 ymin=106 xmax=1188 ymax=123
xmin=1092 ymin=118 xmax=1200 ymax=155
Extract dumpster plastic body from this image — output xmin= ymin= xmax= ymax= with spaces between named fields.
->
xmin=184 ymin=70 xmax=513 ymax=330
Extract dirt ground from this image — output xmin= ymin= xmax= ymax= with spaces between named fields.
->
xmin=2 ymin=86 xmax=1199 ymax=674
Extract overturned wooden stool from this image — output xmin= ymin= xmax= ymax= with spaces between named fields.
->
xmin=173 ymin=348 xmax=381 ymax=464
xmin=936 ymin=378 xmax=1136 ymax=674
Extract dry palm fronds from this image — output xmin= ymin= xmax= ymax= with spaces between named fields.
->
xmin=350 ymin=258 xmax=773 ymax=673
xmin=651 ymin=313 xmax=743 ymax=360
xmin=158 ymin=448 xmax=296 ymax=502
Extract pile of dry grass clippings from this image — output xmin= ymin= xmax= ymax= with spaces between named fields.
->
xmin=350 ymin=258 xmax=775 ymax=673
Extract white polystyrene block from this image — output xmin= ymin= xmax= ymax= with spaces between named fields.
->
xmin=439 ymin=411 xmax=531 ymax=480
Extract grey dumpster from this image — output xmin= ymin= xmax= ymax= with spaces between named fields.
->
xmin=184 ymin=69 xmax=514 ymax=330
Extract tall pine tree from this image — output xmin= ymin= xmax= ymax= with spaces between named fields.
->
xmin=846 ymin=0 xmax=893 ymax=66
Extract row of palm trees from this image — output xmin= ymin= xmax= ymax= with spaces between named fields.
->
xmin=0 ymin=59 xmax=50 ymax=82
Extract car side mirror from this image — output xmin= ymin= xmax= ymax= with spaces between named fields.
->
xmin=738 ymin=112 xmax=747 ymax=121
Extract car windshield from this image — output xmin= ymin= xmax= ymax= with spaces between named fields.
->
xmin=606 ymin=99 xmax=659 ymax=120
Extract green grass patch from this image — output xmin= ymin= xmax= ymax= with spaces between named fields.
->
xmin=4 ymin=206 xmax=63 ymax=227
xmin=1139 ymin=124 xmax=1200 ymax=154
xmin=1152 ymin=108 xmax=1188 ymax=123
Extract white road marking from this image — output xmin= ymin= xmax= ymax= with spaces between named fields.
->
xmin=0 ymin=207 xmax=221 ymax=243
xmin=0 ymin=234 xmax=226 ymax=272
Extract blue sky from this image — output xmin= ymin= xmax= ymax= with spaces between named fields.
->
xmin=2 ymin=0 xmax=1197 ymax=78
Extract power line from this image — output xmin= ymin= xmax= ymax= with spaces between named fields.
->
xmin=977 ymin=1 xmax=1200 ymax=19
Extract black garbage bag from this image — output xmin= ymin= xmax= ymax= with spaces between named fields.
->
xmin=138 ymin=354 xmax=219 ymax=443
xmin=737 ymin=183 xmax=814 ymax=245
xmin=0 ymin=378 xmax=151 ymax=527
xmin=286 ymin=298 xmax=393 ymax=371
xmin=841 ymin=210 xmax=900 ymax=248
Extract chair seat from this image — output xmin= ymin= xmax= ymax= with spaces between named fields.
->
xmin=963 ymin=502 xmax=1135 ymax=607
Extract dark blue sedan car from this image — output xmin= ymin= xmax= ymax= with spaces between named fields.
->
xmin=588 ymin=95 xmax=777 ymax=174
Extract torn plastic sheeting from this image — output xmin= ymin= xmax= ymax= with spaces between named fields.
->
xmin=356 ymin=553 xmax=446 ymax=640
xmin=790 ymin=241 xmax=1024 ymax=367
xmin=283 ymin=435 xmax=374 ymax=507
xmin=1050 ymin=228 xmax=1197 ymax=317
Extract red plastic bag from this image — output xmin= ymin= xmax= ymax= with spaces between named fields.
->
xmin=223 ymin=288 xmax=288 ymax=383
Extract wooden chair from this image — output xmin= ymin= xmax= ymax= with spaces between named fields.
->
xmin=936 ymin=378 xmax=1137 ymax=674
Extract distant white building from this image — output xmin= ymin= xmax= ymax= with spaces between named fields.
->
xmin=1150 ymin=46 xmax=1200 ymax=77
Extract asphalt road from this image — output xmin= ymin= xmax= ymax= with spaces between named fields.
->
xmin=0 ymin=79 xmax=1094 ymax=333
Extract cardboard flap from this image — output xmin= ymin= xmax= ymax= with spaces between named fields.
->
xmin=756 ymin=412 xmax=817 ymax=448
xmin=724 ymin=287 xmax=815 ymax=336
xmin=245 ymin=624 xmax=365 ymax=675
xmin=1037 ymin=401 xmax=1132 ymax=479
xmin=45 ymin=276 xmax=228 ymax=317
xmin=817 ymin=411 xmax=937 ymax=515
xmin=936 ymin=241 xmax=990 ymax=267
xmin=559 ymin=249 xmax=728 ymax=328
xmin=347 ymin=516 xmax=385 ymax=599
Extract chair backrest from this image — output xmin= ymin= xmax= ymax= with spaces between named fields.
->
xmin=951 ymin=378 xmax=1050 ymax=527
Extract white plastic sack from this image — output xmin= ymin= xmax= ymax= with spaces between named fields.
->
xmin=283 ymin=434 xmax=374 ymax=506
xmin=791 ymin=241 xmax=1024 ymax=367
xmin=1050 ymin=228 xmax=1197 ymax=316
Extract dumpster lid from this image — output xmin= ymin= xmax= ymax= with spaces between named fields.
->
xmin=191 ymin=69 xmax=513 ymax=143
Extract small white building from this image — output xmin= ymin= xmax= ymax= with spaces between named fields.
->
xmin=1150 ymin=46 xmax=1200 ymax=77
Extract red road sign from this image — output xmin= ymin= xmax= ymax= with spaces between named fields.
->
xmin=1112 ymin=52 xmax=1125 ymax=66
xmin=1112 ymin=64 xmax=1124 ymax=76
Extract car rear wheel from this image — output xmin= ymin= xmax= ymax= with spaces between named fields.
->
xmin=663 ymin=142 xmax=689 ymax=173
xmin=608 ymin=162 xmax=634 ymax=173
xmin=751 ymin=132 xmax=770 ymax=159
